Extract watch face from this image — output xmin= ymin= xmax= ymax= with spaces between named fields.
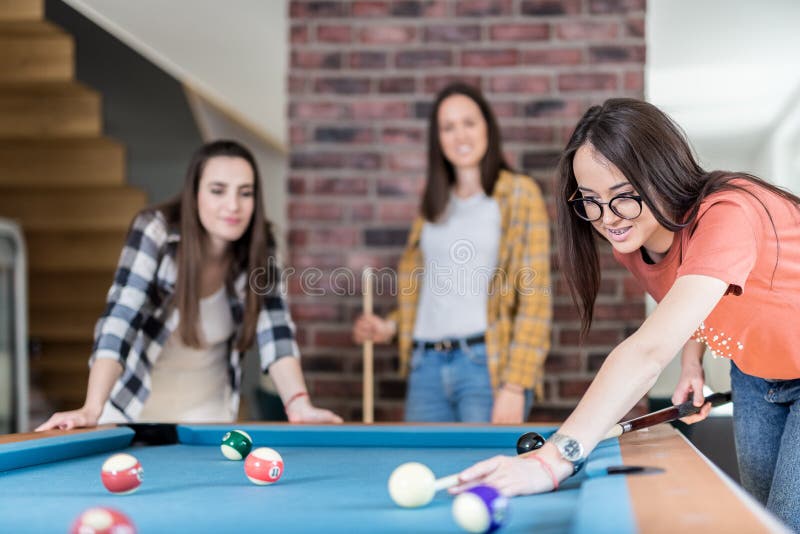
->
xmin=563 ymin=440 xmax=582 ymax=461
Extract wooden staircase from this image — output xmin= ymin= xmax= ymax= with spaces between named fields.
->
xmin=0 ymin=0 xmax=147 ymax=421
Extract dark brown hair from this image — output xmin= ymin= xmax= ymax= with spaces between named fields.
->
xmin=157 ymin=140 xmax=275 ymax=351
xmin=421 ymin=82 xmax=512 ymax=221
xmin=556 ymin=98 xmax=800 ymax=338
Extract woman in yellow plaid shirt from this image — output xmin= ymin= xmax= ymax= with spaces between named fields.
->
xmin=353 ymin=83 xmax=551 ymax=423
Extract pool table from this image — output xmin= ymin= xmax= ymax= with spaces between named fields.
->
xmin=0 ymin=423 xmax=783 ymax=533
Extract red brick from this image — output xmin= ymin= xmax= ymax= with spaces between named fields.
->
xmin=288 ymin=176 xmax=306 ymax=195
xmin=387 ymin=151 xmax=426 ymax=171
xmin=365 ymin=228 xmax=408 ymax=247
xmin=490 ymin=101 xmax=518 ymax=118
xmin=314 ymin=126 xmax=374 ymax=144
xmin=289 ymin=201 xmax=344 ymax=221
xmin=349 ymin=51 xmax=388 ymax=69
xmin=559 ymin=327 xmax=622 ymax=346
xmin=592 ymin=302 xmax=645 ymax=321
xmin=623 ymin=275 xmax=645 ymax=297
xmin=489 ymin=23 xmax=550 ymax=41
xmin=351 ymin=1 xmax=390 ymax=16
xmin=423 ymin=75 xmax=482 ymax=94
xmin=556 ymin=21 xmax=620 ymax=41
xmin=589 ymin=0 xmax=646 ymax=14
xmin=291 ymin=152 xmax=344 ymax=169
xmin=624 ymin=70 xmax=644 ymax=91
xmin=392 ymin=1 xmax=449 ymax=17
xmin=290 ymin=302 xmax=342 ymax=321
xmin=396 ymin=50 xmax=452 ymax=69
xmin=554 ymin=304 xmax=581 ymax=322
xmin=313 ymin=77 xmax=371 ymax=94
xmin=588 ymin=45 xmax=646 ymax=64
xmin=544 ymin=351 xmax=582 ymax=372
xmin=289 ymin=102 xmax=350 ymax=120
xmin=311 ymin=376 xmax=362 ymax=395
xmin=520 ymin=0 xmax=582 ymax=15
xmin=290 ymin=252 xmax=346 ymax=270
xmin=289 ymin=1 xmax=348 ymax=18
xmin=558 ymin=378 xmax=593 ymax=398
xmin=455 ymin=0 xmax=512 ymax=16
xmin=381 ymin=127 xmax=424 ymax=145
xmin=350 ymin=203 xmax=375 ymax=222
xmin=500 ymin=125 xmax=554 ymax=144
xmin=558 ymin=73 xmax=618 ymax=91
xmin=291 ymin=51 xmax=342 ymax=69
xmin=378 ymin=77 xmax=416 ymax=93
xmin=377 ymin=175 xmax=425 ymax=196
xmin=288 ymin=228 xmax=308 ymax=247
xmin=461 ymin=49 xmax=519 ymax=68
xmin=378 ymin=202 xmax=419 ymax=222
xmin=306 ymin=227 xmax=360 ymax=247
xmin=424 ymin=25 xmax=481 ymax=43
xmin=346 ymin=153 xmax=381 ymax=170
xmin=352 ymin=101 xmax=410 ymax=119
xmin=626 ymin=16 xmax=645 ymax=38
xmin=288 ymin=75 xmax=306 ymax=93
xmin=523 ymin=99 xmax=583 ymax=118
xmin=312 ymin=177 xmax=369 ymax=195
xmin=360 ymin=26 xmax=417 ymax=44
xmin=317 ymin=25 xmax=352 ymax=43
xmin=489 ymin=74 xmax=550 ymax=94
xmin=290 ymin=25 xmax=308 ymax=44
xmin=289 ymin=125 xmax=307 ymax=146
xmin=523 ymin=48 xmax=583 ymax=65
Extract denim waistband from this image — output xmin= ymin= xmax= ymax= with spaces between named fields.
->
xmin=413 ymin=333 xmax=485 ymax=352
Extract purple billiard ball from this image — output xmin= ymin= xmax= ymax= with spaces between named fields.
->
xmin=452 ymin=484 xmax=509 ymax=533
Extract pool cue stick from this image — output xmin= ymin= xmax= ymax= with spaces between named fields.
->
xmin=362 ymin=268 xmax=374 ymax=423
xmin=602 ymin=391 xmax=732 ymax=440
xmin=432 ymin=392 xmax=735 ymax=496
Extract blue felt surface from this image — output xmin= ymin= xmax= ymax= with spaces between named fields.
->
xmin=0 ymin=425 xmax=635 ymax=533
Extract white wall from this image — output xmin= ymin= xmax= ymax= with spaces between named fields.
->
xmin=62 ymin=0 xmax=287 ymax=151
xmin=647 ymin=0 xmax=800 ymax=398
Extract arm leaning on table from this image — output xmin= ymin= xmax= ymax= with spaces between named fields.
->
xmin=452 ymin=274 xmax=729 ymax=496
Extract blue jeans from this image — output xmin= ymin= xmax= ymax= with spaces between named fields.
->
xmin=404 ymin=340 xmax=533 ymax=423
xmin=730 ymin=361 xmax=800 ymax=531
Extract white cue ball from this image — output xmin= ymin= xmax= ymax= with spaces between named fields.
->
xmin=387 ymin=462 xmax=436 ymax=508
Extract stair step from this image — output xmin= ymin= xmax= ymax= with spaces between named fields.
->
xmin=0 ymin=138 xmax=125 ymax=187
xmin=0 ymin=186 xmax=146 ymax=231
xmin=29 ymin=271 xmax=112 ymax=309
xmin=26 ymin=229 xmax=128 ymax=272
xmin=30 ymin=306 xmax=98 ymax=341
xmin=0 ymin=0 xmax=43 ymax=21
xmin=0 ymin=82 xmax=101 ymax=138
xmin=0 ymin=21 xmax=73 ymax=82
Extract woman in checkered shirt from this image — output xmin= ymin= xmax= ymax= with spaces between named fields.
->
xmin=37 ymin=140 xmax=341 ymax=430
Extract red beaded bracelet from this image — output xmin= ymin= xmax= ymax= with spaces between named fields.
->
xmin=284 ymin=391 xmax=309 ymax=412
xmin=525 ymin=455 xmax=559 ymax=491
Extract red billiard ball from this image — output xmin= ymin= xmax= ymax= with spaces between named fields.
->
xmin=70 ymin=507 xmax=136 ymax=534
xmin=244 ymin=447 xmax=284 ymax=485
xmin=100 ymin=453 xmax=143 ymax=494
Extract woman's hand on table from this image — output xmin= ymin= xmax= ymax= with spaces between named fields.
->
xmin=35 ymin=405 xmax=100 ymax=431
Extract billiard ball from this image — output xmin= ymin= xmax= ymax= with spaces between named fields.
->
xmin=70 ymin=506 xmax=136 ymax=534
xmin=100 ymin=453 xmax=143 ymax=494
xmin=244 ymin=447 xmax=284 ymax=485
xmin=452 ymin=485 xmax=509 ymax=534
xmin=516 ymin=432 xmax=545 ymax=455
xmin=387 ymin=462 xmax=436 ymax=508
xmin=220 ymin=429 xmax=253 ymax=461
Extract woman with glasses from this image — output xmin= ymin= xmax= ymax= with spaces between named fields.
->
xmin=451 ymin=98 xmax=800 ymax=530
xmin=352 ymin=82 xmax=551 ymax=423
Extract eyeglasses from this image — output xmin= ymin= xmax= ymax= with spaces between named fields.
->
xmin=568 ymin=190 xmax=643 ymax=222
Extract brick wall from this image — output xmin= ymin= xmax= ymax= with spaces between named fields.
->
xmin=287 ymin=0 xmax=647 ymax=421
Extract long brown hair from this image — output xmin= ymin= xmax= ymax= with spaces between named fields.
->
xmin=421 ymin=82 xmax=512 ymax=221
xmin=157 ymin=140 xmax=275 ymax=350
xmin=556 ymin=98 xmax=800 ymax=338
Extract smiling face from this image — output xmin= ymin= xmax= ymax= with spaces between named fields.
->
xmin=437 ymin=94 xmax=489 ymax=173
xmin=196 ymin=156 xmax=255 ymax=251
xmin=572 ymin=143 xmax=673 ymax=257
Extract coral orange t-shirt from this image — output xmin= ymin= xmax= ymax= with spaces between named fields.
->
xmin=614 ymin=181 xmax=800 ymax=379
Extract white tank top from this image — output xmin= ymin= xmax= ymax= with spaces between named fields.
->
xmin=137 ymin=286 xmax=236 ymax=423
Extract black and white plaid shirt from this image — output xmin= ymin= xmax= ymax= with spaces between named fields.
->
xmin=91 ymin=210 xmax=299 ymax=422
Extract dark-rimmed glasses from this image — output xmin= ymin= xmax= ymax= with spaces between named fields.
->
xmin=568 ymin=190 xmax=643 ymax=222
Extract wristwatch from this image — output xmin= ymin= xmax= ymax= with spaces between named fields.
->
xmin=547 ymin=433 xmax=586 ymax=475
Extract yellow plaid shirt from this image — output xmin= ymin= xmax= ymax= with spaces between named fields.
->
xmin=390 ymin=170 xmax=551 ymax=396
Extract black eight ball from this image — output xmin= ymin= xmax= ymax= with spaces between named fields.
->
xmin=516 ymin=431 xmax=546 ymax=454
